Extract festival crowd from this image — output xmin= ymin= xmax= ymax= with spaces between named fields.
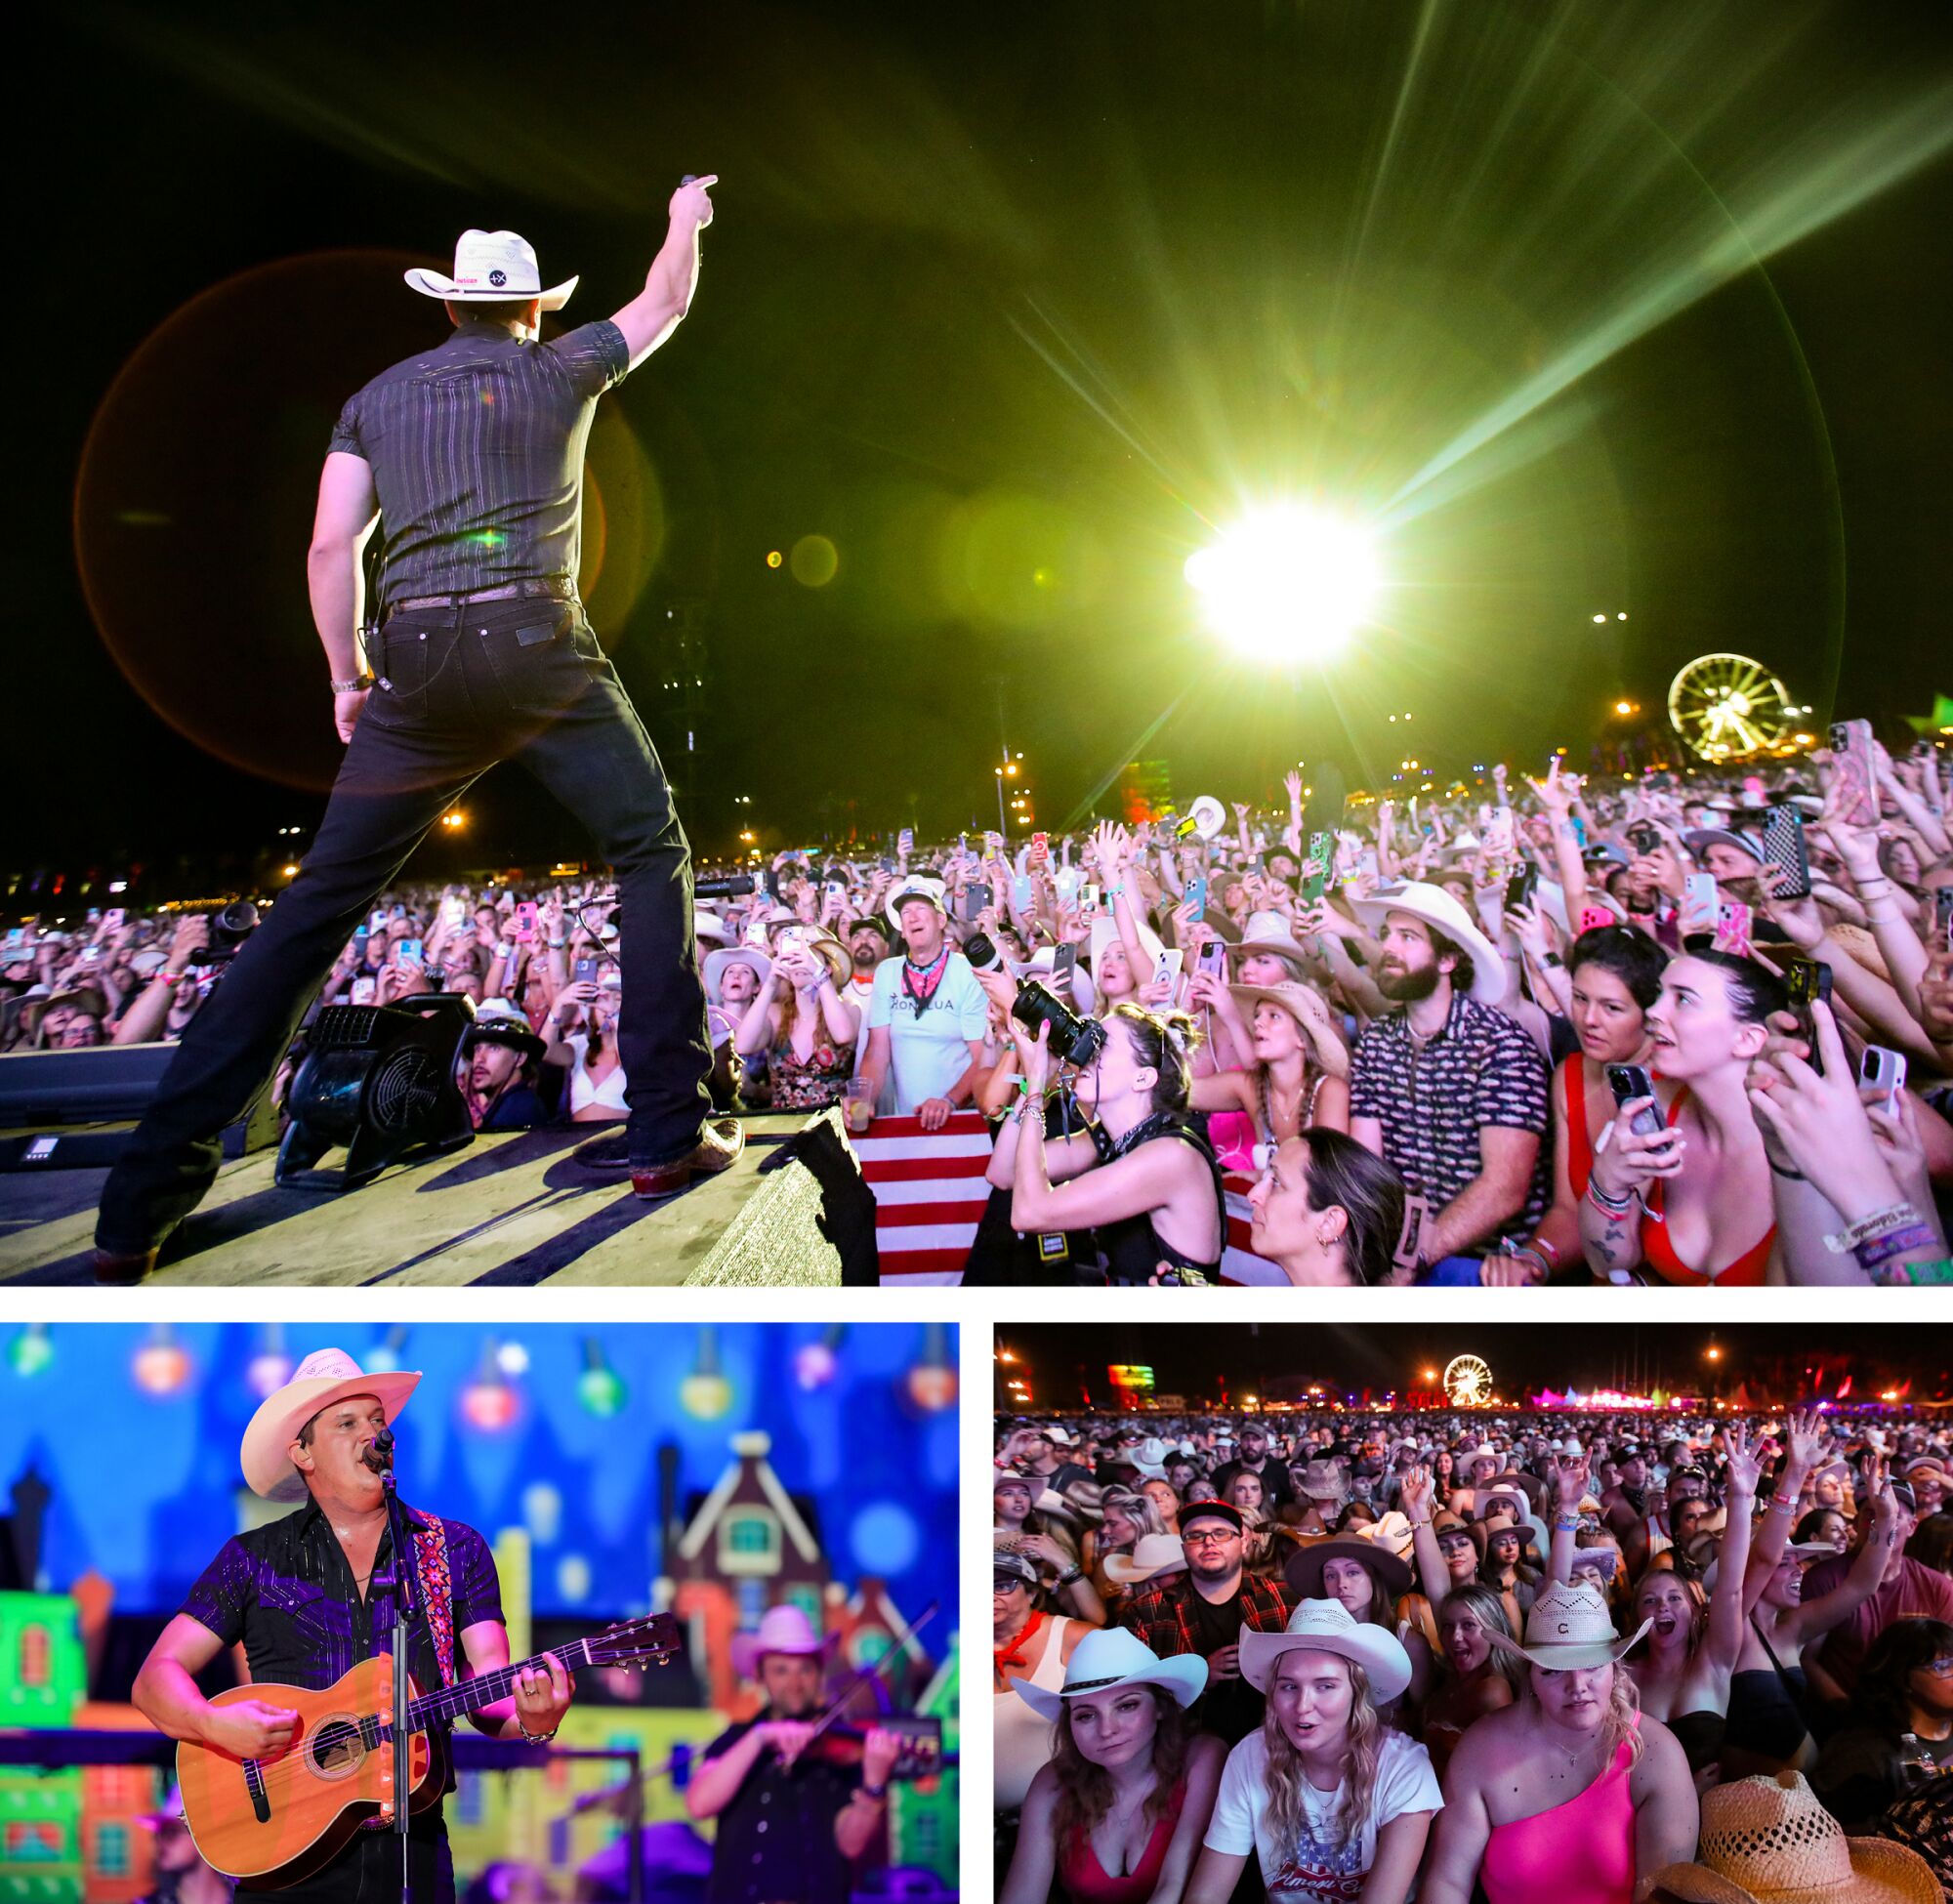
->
xmin=6 ymin=731 xmax=1951 ymax=1278
xmin=994 ymin=1406 xmax=1953 ymax=1904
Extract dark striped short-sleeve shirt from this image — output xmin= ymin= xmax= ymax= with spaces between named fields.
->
xmin=1350 ymin=992 xmax=1552 ymax=1251
xmin=328 ymin=317 xmax=631 ymax=609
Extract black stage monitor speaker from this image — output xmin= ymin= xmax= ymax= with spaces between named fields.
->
xmin=277 ymin=993 xmax=477 ymax=1190
xmin=0 ymin=1044 xmax=276 ymax=1171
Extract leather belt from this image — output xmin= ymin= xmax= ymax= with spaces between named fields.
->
xmin=391 ymin=576 xmax=576 ymax=613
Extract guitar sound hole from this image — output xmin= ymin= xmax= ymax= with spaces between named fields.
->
xmin=308 ymin=1715 xmax=366 ymax=1781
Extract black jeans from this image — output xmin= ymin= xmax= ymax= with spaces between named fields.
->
xmin=96 ymin=597 xmax=713 ymax=1255
xmin=254 ymin=1817 xmax=452 ymax=1901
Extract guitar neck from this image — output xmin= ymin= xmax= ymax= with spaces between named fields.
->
xmin=403 ymin=1635 xmax=595 ymax=1732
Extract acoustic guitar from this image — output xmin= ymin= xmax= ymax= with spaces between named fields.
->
xmin=178 ymin=1613 xmax=680 ymax=1888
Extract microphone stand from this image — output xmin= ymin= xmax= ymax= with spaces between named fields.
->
xmin=371 ymin=1430 xmax=415 ymax=1904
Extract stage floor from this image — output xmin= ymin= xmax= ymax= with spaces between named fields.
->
xmin=0 ymin=1115 xmax=843 ymax=1286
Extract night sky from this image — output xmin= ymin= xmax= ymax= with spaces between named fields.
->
xmin=23 ymin=2 xmax=1953 ymax=880
xmin=996 ymin=1323 xmax=1953 ymax=1412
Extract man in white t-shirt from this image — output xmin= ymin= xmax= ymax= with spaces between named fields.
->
xmin=856 ymin=881 xmax=987 ymax=1128
xmin=1191 ymin=1600 xmax=1441 ymax=1904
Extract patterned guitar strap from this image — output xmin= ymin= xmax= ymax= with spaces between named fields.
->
xmin=411 ymin=1513 xmax=458 ymax=1692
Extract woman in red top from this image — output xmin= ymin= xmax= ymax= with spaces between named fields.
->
xmin=1002 ymin=1629 xmax=1226 ymax=1904
xmin=1490 ymin=926 xmax=1666 ymax=1286
xmin=1578 ymin=949 xmax=1784 ymax=1286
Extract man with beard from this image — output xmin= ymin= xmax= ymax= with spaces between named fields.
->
xmin=1212 ymin=1420 xmax=1297 ymax=1510
xmin=1117 ymin=1501 xmax=1292 ymax=1745
xmin=686 ymin=1606 xmax=903 ymax=1904
xmin=1348 ymin=884 xmax=1550 ymax=1282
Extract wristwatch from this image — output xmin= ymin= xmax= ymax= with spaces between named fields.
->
xmin=329 ymin=674 xmax=376 ymax=693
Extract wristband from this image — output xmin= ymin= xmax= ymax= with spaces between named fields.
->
xmin=518 ymin=1717 xmax=560 ymax=1744
xmin=1855 ymin=1224 xmax=1939 ymax=1270
xmin=1554 ymin=1515 xmax=1581 ymax=1531
xmin=1054 ymin=1566 xmax=1084 ymax=1588
xmin=859 ymin=1781 xmax=889 ymax=1802
xmin=1768 ymin=1160 xmax=1807 ymax=1180
xmin=1529 ymin=1236 xmax=1562 ymax=1267
xmin=1768 ymin=1496 xmax=1796 ymax=1514
xmin=1824 ymin=1203 xmax=1923 ymax=1254
xmin=1587 ymin=1180 xmax=1637 ymax=1217
xmin=548 ymin=937 xmax=566 ymax=949
xmin=329 ymin=674 xmax=376 ymax=693
xmin=1874 ymin=1257 xmax=1953 ymax=1287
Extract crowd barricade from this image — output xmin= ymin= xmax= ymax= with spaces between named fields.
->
xmin=853 ymin=1111 xmax=991 ymax=1284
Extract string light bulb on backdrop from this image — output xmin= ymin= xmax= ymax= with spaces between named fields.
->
xmin=681 ymin=1325 xmax=733 ymax=1421
xmin=460 ymin=1337 xmax=519 ymax=1433
xmin=577 ymin=1338 xmax=628 ymax=1419
xmin=8 ymin=1324 xmax=55 ymax=1379
xmin=794 ymin=1324 xmax=848 ymax=1393
xmin=133 ymin=1324 xmax=191 ymax=1397
xmin=362 ymin=1325 xmax=411 ymax=1374
xmin=245 ymin=1323 xmax=293 ymax=1400
xmin=905 ymin=1323 xmax=957 ymax=1415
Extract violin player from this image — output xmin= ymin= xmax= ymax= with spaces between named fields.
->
xmin=685 ymin=1605 xmax=905 ymax=1904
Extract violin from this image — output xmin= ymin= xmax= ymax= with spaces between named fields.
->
xmin=773 ymin=1715 xmax=942 ymax=1780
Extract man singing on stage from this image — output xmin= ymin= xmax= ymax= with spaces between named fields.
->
xmin=133 ymin=1348 xmax=576 ymax=1899
xmin=686 ymin=1605 xmax=904 ymax=1904
xmin=94 ymin=179 xmax=739 ymax=1279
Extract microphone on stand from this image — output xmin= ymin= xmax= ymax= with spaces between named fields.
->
xmin=363 ymin=1427 xmax=395 ymax=1474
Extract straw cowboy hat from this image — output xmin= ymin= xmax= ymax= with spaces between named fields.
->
xmin=1487 ymin=1578 xmax=1650 ymax=1671
xmin=1297 ymin=1459 xmax=1351 ymax=1506
xmin=1102 ymin=1532 xmax=1191 ymax=1589
xmin=1012 ymin=1625 xmax=1208 ymax=1722
xmin=1357 ymin=1511 xmax=1417 ymax=1561
xmin=241 ymin=1348 xmax=422 ymax=1504
xmin=404 ymin=229 xmax=577 ymax=310
xmin=773 ymin=928 xmax=852 ymax=992
xmin=1350 ymin=880 xmax=1507 ymax=1004
xmin=1240 ymin=1598 xmax=1414 ymax=1701
xmin=1233 ymin=912 xmax=1315 ymax=973
xmin=1647 ymin=1771 xmax=1941 ymax=1904
xmin=1227 ymin=980 xmax=1338 ymax=1054
xmin=729 ymin=1603 xmax=837 ymax=1681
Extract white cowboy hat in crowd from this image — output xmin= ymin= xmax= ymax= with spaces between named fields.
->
xmin=1130 ymin=1437 xmax=1174 ymax=1479
xmin=1357 ymin=1511 xmax=1417 ymax=1561
xmin=1239 ymin=1597 xmax=1414 ymax=1702
xmin=241 ymin=1348 xmax=421 ymax=1504
xmin=1647 ymin=1771 xmax=1941 ymax=1904
xmin=703 ymin=944 xmax=772 ymax=1006
xmin=404 ymin=229 xmax=577 ymax=310
xmin=692 ymin=912 xmax=732 ymax=947
xmin=1487 ymin=1578 xmax=1650 ymax=1671
xmin=885 ymin=877 xmax=948 ymax=931
xmin=1012 ymin=1625 xmax=1209 ymax=1722
xmin=1350 ymin=880 xmax=1508 ymax=1004
xmin=728 ymin=1603 xmax=836 ymax=1682
xmin=1101 ymin=1532 xmax=1190 ymax=1589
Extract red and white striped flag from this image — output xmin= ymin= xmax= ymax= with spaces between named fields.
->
xmin=1222 ymin=1175 xmax=1286 ymax=1286
xmin=856 ymin=1111 xmax=993 ymax=1285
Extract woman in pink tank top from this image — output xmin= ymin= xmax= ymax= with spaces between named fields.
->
xmin=1421 ymin=1580 xmax=1700 ymax=1904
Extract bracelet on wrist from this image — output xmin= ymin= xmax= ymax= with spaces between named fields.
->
xmin=1768 ymin=1159 xmax=1807 ymax=1180
xmin=1587 ymin=1179 xmax=1637 ymax=1217
xmin=518 ymin=1718 xmax=560 ymax=1744
xmin=1856 ymin=1223 xmax=1940 ymax=1271
xmin=1873 ymin=1257 xmax=1953 ymax=1287
xmin=329 ymin=673 xmax=376 ymax=694
xmin=1824 ymin=1202 xmax=1922 ymax=1254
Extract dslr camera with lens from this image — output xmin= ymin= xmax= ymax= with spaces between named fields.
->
xmin=1011 ymin=978 xmax=1105 ymax=1066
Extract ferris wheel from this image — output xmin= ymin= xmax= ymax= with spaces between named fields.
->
xmin=1668 ymin=653 xmax=1800 ymax=762
xmin=1443 ymin=1355 xmax=1493 ymax=1408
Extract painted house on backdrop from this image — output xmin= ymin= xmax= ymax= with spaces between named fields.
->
xmin=670 ymin=1432 xmax=828 ymax=1716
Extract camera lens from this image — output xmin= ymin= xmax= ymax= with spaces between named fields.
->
xmin=1010 ymin=979 xmax=1106 ymax=1066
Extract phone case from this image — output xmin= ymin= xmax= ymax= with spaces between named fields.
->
xmin=1762 ymin=807 xmax=1812 ymax=901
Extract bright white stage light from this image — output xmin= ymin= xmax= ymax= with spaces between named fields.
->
xmin=1184 ymin=506 xmax=1382 ymax=662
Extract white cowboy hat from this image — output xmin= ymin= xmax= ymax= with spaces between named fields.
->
xmin=1487 ymin=1578 xmax=1650 ymax=1671
xmin=1240 ymin=1597 xmax=1413 ymax=1701
xmin=1647 ymin=1771 xmax=1941 ymax=1904
xmin=703 ymin=944 xmax=771 ymax=1006
xmin=1087 ymin=912 xmax=1166 ymax=984
xmin=241 ymin=1348 xmax=421 ymax=1503
xmin=1357 ymin=1511 xmax=1416 ymax=1560
xmin=1101 ymin=1532 xmax=1190 ymax=1588
xmin=404 ymin=229 xmax=577 ymax=310
xmin=1184 ymin=796 xmax=1228 ymax=841
xmin=728 ymin=1603 xmax=836 ymax=1681
xmin=885 ymin=877 xmax=948 ymax=931
xmin=1350 ymin=880 xmax=1507 ymax=1004
xmin=1012 ymin=1625 xmax=1208 ymax=1722
xmin=692 ymin=912 xmax=732 ymax=947
xmin=1130 ymin=1437 xmax=1173 ymax=1479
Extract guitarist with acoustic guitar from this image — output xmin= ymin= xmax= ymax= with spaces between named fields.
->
xmin=133 ymin=1348 xmax=579 ymax=1899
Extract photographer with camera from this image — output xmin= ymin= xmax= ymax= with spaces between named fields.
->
xmin=985 ymin=978 xmax=1226 ymax=1285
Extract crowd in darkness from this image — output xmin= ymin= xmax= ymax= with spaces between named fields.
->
xmin=995 ymin=1406 xmax=1953 ymax=1904
xmin=6 ymin=734 xmax=1950 ymax=1280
